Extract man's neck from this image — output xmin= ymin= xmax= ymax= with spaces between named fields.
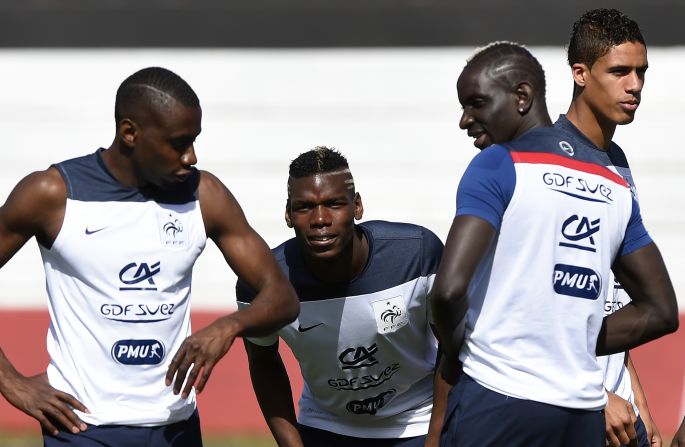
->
xmin=102 ymin=142 xmax=144 ymax=188
xmin=565 ymin=102 xmax=616 ymax=150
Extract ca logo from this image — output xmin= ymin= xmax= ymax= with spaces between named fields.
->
xmin=339 ymin=344 xmax=379 ymax=370
xmin=119 ymin=262 xmax=161 ymax=291
xmin=559 ymin=215 xmax=600 ymax=253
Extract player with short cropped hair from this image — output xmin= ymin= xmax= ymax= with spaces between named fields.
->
xmin=457 ymin=36 xmax=662 ymax=447
xmin=0 ymin=66 xmax=299 ymax=446
xmin=238 ymin=146 xmax=448 ymax=447
xmin=431 ymin=10 xmax=678 ymax=445
xmin=565 ymin=9 xmax=663 ymax=447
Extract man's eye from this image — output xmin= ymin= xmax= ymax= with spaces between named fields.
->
xmin=293 ymin=205 xmax=312 ymax=212
xmin=171 ymin=139 xmax=194 ymax=151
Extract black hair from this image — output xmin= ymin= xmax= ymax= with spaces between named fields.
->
xmin=287 ymin=146 xmax=354 ymax=199
xmin=114 ymin=67 xmax=200 ymax=124
xmin=466 ymin=41 xmax=547 ymax=99
xmin=567 ymin=8 xmax=645 ymax=68
xmin=288 ymin=146 xmax=351 ymax=178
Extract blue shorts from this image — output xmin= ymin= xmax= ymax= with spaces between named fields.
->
xmin=298 ymin=423 xmax=426 ymax=447
xmin=440 ymin=374 xmax=605 ymax=447
xmin=620 ymin=414 xmax=649 ymax=447
xmin=43 ymin=411 xmax=202 ymax=447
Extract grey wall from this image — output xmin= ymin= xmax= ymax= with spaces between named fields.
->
xmin=0 ymin=47 xmax=683 ymax=309
xmin=0 ymin=1 xmax=684 ymax=47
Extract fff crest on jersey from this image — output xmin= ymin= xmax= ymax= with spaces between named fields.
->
xmin=372 ymin=296 xmax=408 ymax=333
xmin=156 ymin=209 xmax=189 ymax=248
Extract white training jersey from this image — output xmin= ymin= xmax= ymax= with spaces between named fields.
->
xmin=237 ymin=221 xmax=443 ymax=438
xmin=39 ymin=149 xmax=207 ymax=426
xmin=599 ymin=278 xmax=636 ymax=412
xmin=455 ymin=119 xmax=652 ymax=411
xmin=599 ymin=136 xmax=643 ymax=414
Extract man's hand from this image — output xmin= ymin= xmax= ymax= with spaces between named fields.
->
xmin=2 ymin=372 xmax=88 ymax=436
xmin=605 ymin=391 xmax=637 ymax=447
xmin=670 ymin=416 xmax=685 ymax=447
xmin=640 ymin=411 xmax=661 ymax=446
xmin=166 ymin=316 xmax=240 ymax=399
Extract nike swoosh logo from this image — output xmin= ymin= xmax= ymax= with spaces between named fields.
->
xmin=85 ymin=226 xmax=109 ymax=235
xmin=297 ymin=323 xmax=323 ymax=333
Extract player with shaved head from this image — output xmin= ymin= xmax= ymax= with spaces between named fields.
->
xmin=0 ymin=66 xmax=298 ymax=446
xmin=457 ymin=41 xmax=552 ymax=150
xmin=432 ymin=10 xmax=678 ymax=445
xmin=454 ymin=37 xmax=662 ymax=447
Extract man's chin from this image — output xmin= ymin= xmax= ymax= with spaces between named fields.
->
xmin=303 ymin=245 xmax=339 ymax=259
xmin=474 ymin=135 xmax=491 ymax=150
xmin=616 ymin=114 xmax=636 ymax=125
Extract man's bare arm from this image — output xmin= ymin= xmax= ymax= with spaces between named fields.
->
xmin=597 ymin=243 xmax=678 ymax=355
xmin=244 ymin=340 xmax=303 ymax=447
xmin=430 ymin=215 xmax=496 ymax=362
xmin=166 ymin=171 xmax=299 ymax=398
xmin=0 ymin=169 xmax=88 ymax=435
xmin=626 ymin=354 xmax=661 ymax=446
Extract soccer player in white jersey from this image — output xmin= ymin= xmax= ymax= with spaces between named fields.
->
xmin=0 ymin=67 xmax=299 ymax=446
xmin=237 ymin=147 xmax=450 ymax=447
xmin=562 ymin=10 xmax=663 ymax=446
xmin=456 ymin=34 xmax=661 ymax=447
xmin=430 ymin=8 xmax=678 ymax=446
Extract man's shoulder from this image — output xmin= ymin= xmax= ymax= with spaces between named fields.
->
xmin=14 ymin=166 xmax=67 ymax=201
xmin=271 ymin=237 xmax=299 ymax=266
xmin=362 ymin=221 xmax=443 ymax=275
xmin=361 ymin=220 xmax=439 ymax=243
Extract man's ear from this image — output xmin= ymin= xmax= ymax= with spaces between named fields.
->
xmin=118 ymin=118 xmax=138 ymax=148
xmin=354 ymin=192 xmax=364 ymax=221
xmin=571 ymin=63 xmax=590 ymax=89
xmin=515 ymin=82 xmax=534 ymax=114
xmin=285 ymin=202 xmax=293 ymax=228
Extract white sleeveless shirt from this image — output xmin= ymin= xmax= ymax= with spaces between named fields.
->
xmin=39 ymin=149 xmax=206 ymax=426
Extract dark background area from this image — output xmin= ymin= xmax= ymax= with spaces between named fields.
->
xmin=0 ymin=0 xmax=682 ymax=47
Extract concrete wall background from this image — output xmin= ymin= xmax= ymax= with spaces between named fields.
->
xmin=1 ymin=1 xmax=684 ymax=47
xmin=0 ymin=47 xmax=683 ymax=310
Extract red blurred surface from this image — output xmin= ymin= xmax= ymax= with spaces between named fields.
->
xmin=0 ymin=310 xmax=681 ymax=437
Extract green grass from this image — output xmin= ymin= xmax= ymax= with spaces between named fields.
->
xmin=0 ymin=432 xmax=276 ymax=447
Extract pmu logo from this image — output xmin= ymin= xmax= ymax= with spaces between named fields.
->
xmin=111 ymin=339 xmax=165 ymax=365
xmin=339 ymin=344 xmax=379 ymax=370
xmin=346 ymin=389 xmax=396 ymax=415
xmin=119 ymin=262 xmax=160 ymax=291
xmin=559 ymin=215 xmax=600 ymax=252
xmin=553 ymin=264 xmax=601 ymax=300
